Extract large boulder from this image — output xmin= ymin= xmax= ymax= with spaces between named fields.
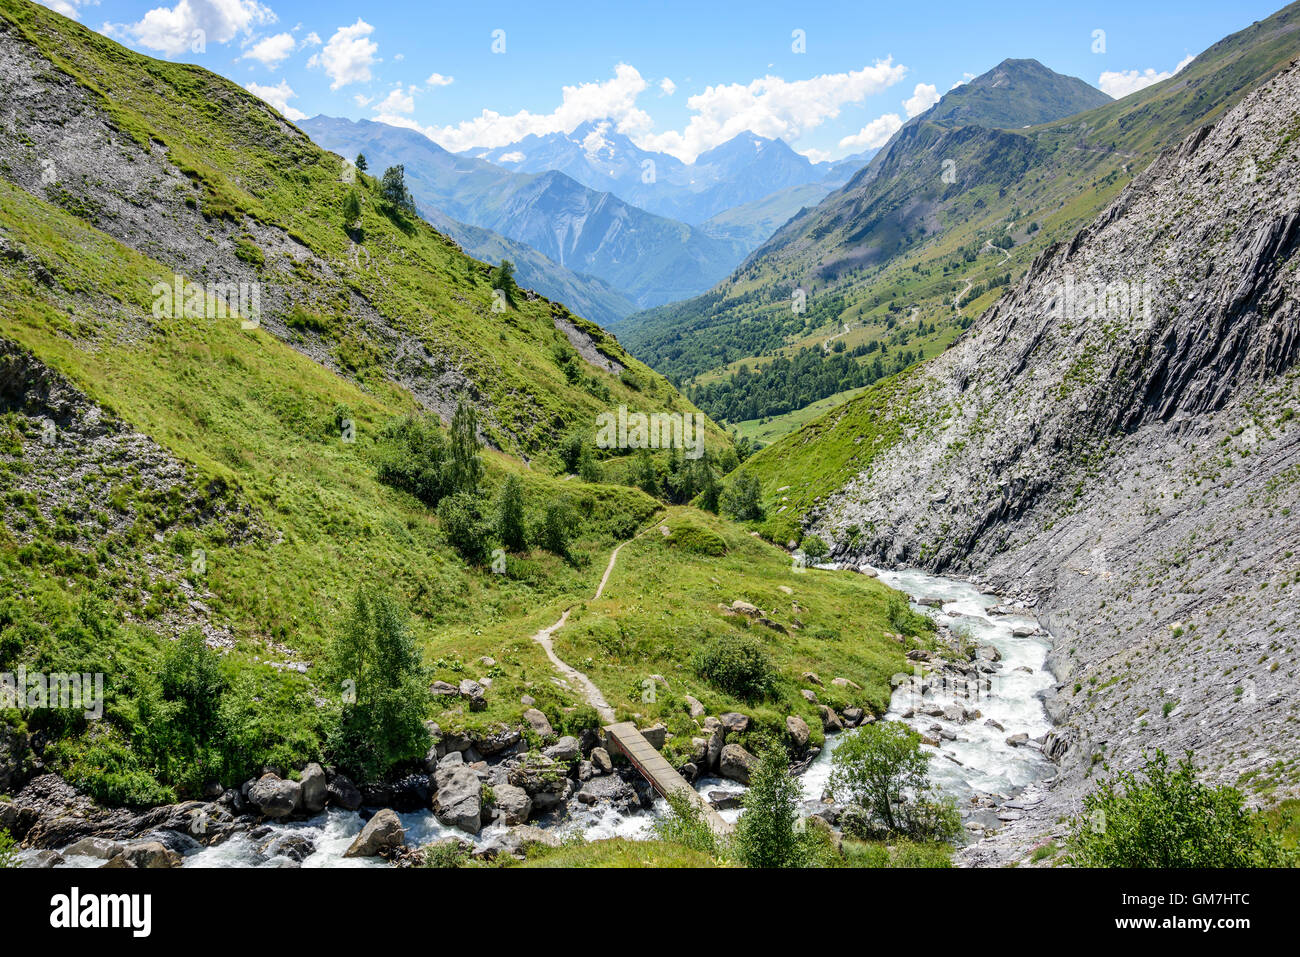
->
xmin=817 ymin=705 xmax=844 ymax=733
xmin=119 ymin=841 xmax=181 ymax=868
xmin=259 ymin=832 xmax=316 ymax=864
xmin=247 ymin=774 xmax=301 ymax=819
xmin=719 ymin=743 xmax=755 ymax=784
xmin=703 ymin=720 xmax=724 ymax=772
xmin=786 ymin=715 xmax=811 ymax=749
xmin=326 ymin=771 xmax=362 ymax=811
xmin=522 ymin=708 xmax=554 ymax=738
xmin=300 ymin=763 xmax=327 ymax=813
xmin=492 ymin=783 xmax=532 ymax=825
xmin=719 ymin=712 xmax=750 ymax=734
xmin=684 ymin=695 xmax=706 ymax=719
xmin=344 ymin=808 xmax=405 ymax=858
xmin=590 ymin=747 xmax=613 ymax=774
xmin=433 ymin=766 xmax=483 ymax=835
xmin=64 ymin=836 xmax=123 ymax=860
xmin=508 ymin=756 xmax=572 ymax=812
xmin=543 ymin=735 xmax=581 ymax=762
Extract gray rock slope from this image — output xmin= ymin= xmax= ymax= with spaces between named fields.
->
xmin=816 ymin=60 xmax=1300 ymax=861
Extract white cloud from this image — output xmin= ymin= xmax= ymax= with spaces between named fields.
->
xmin=309 ymin=18 xmax=378 ymax=89
xmin=425 ymin=62 xmax=652 ymax=153
xmin=303 ymin=30 xmax=321 ymax=46
xmin=838 ymin=112 xmax=902 ymax=150
xmin=426 ymin=72 xmax=454 ymax=87
xmin=353 ymin=93 xmax=373 ymax=107
xmin=638 ymin=58 xmax=909 ymax=161
xmin=37 ymin=0 xmax=99 ymax=20
xmin=393 ymin=53 xmax=404 ymax=61
xmin=403 ymin=57 xmax=910 ymax=164
xmin=499 ymin=151 xmax=525 ymax=163
xmin=950 ymin=72 xmax=975 ymax=90
xmin=800 ymin=147 xmax=832 ymax=164
xmin=245 ymin=79 xmax=306 ymax=121
xmin=659 ymin=77 xmax=676 ymax=96
xmin=106 ymin=0 xmax=277 ymax=57
xmin=374 ymin=85 xmax=416 ymax=115
xmin=240 ymin=31 xmax=295 ymax=67
xmin=1099 ymin=53 xmax=1195 ymax=99
xmin=903 ymin=82 xmax=940 ymax=118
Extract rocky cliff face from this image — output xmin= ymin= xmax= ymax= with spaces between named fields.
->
xmin=817 ymin=61 xmax=1300 ymax=860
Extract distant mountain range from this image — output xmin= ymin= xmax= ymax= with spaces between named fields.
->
xmin=302 ymin=117 xmax=873 ymax=323
xmin=464 ymin=122 xmax=872 ymax=225
xmin=610 ymin=56 xmax=1194 ymax=387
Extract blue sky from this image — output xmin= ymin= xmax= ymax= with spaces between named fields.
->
xmin=42 ymin=0 xmax=1288 ymax=162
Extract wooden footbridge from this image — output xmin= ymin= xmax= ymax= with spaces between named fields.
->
xmin=604 ymin=721 xmax=733 ymax=837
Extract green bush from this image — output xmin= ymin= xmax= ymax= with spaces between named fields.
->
xmin=887 ymin=594 xmax=935 ymax=638
xmin=720 ymin=473 xmax=764 ymax=521
xmin=0 ymin=827 xmax=17 ymax=869
xmin=801 ymin=534 xmax=829 ymax=563
xmin=495 ymin=474 xmax=528 ymax=552
xmin=652 ymin=789 xmax=723 ymax=858
xmin=693 ymin=632 xmax=776 ymax=703
xmin=828 ymin=721 xmax=960 ymax=842
xmin=437 ymin=492 xmax=493 ymax=565
xmin=422 ymin=840 xmax=471 ymax=868
xmin=1068 ymin=750 xmax=1295 ymax=867
xmin=379 ymin=165 xmax=416 ymax=215
xmin=733 ymin=739 xmax=804 ymax=867
xmin=324 ymin=587 xmax=430 ymax=782
xmin=667 ymin=520 xmax=727 ymax=557
xmin=376 ymin=414 xmax=451 ymax=507
xmin=536 ymin=500 xmax=577 ymax=558
xmin=489 ymin=259 xmax=516 ymax=305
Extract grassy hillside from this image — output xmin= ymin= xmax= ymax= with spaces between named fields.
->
xmin=0 ymin=0 xmax=719 ymax=459
xmin=0 ymin=0 xmax=923 ymax=809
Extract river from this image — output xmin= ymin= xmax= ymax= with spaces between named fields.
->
xmin=24 ymin=567 xmax=1055 ymax=867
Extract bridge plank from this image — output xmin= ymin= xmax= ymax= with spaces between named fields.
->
xmin=604 ymin=722 xmax=733 ymax=836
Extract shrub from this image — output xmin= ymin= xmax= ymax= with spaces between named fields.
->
xmin=536 ymin=500 xmax=577 ymax=557
xmin=325 ymin=587 xmax=429 ymax=782
xmin=559 ymin=432 xmax=585 ymax=473
xmin=667 ymin=520 xmax=727 ymax=557
xmin=733 ymin=739 xmax=803 ymax=867
xmin=577 ymin=445 xmax=603 ymax=483
xmin=828 ymin=721 xmax=960 ymax=842
xmin=376 ymin=414 xmax=451 ymax=507
xmin=887 ymin=594 xmax=935 ymax=638
xmin=495 ymin=474 xmax=528 ymax=551
xmin=422 ymin=840 xmax=470 ymax=868
xmin=720 ymin=473 xmax=764 ymax=521
xmin=489 ymin=260 xmax=516 ymax=305
xmin=801 ymin=534 xmax=829 ymax=563
xmin=447 ymin=401 xmax=484 ymax=497
xmin=341 ymin=189 xmax=361 ymax=227
xmin=652 ymin=790 xmax=723 ymax=858
xmin=1068 ymin=750 xmax=1295 ymax=867
xmin=0 ymin=827 xmax=17 ymax=869
xmin=693 ymin=632 xmax=776 ymax=702
xmin=233 ymin=238 xmax=264 ymax=267
xmin=437 ymin=492 xmax=493 ymax=565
